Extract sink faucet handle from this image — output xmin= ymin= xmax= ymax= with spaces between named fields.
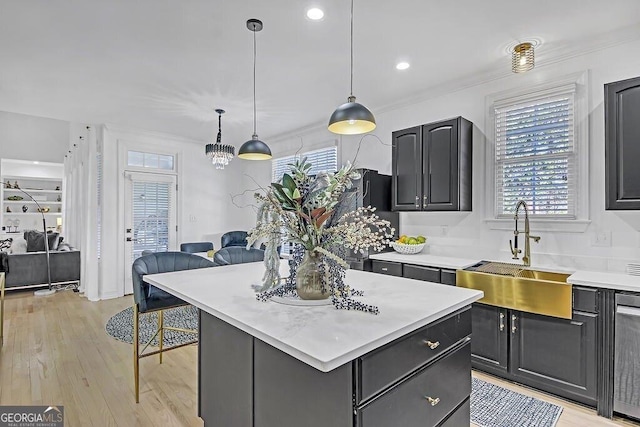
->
xmin=530 ymin=234 xmax=540 ymax=243
xmin=509 ymin=239 xmax=521 ymax=259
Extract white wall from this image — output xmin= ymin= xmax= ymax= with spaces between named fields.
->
xmin=0 ymin=111 xmax=69 ymax=162
xmin=264 ymin=39 xmax=640 ymax=273
xmin=97 ymin=125 xmax=257 ymax=299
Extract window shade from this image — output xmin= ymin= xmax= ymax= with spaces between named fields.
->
xmin=495 ymin=91 xmax=576 ymax=218
xmin=132 ymin=182 xmax=171 ymax=260
xmin=272 ymin=146 xmax=338 ymax=182
xmin=271 ymin=146 xmax=338 ymax=254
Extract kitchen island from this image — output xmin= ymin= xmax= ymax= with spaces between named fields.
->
xmin=145 ymin=260 xmax=483 ymax=427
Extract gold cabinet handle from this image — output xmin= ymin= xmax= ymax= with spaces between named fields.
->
xmin=499 ymin=312 xmax=505 ymax=332
xmin=424 ymin=396 xmax=440 ymax=406
xmin=511 ymin=314 xmax=517 ymax=334
xmin=423 ymin=340 xmax=440 ymax=350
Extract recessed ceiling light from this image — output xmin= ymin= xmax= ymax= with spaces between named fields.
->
xmin=396 ymin=62 xmax=410 ymax=70
xmin=306 ymin=8 xmax=324 ymax=20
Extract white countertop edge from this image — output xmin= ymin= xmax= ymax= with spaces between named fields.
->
xmin=144 ymin=275 xmax=482 ymax=372
xmin=568 ymin=271 xmax=640 ymax=293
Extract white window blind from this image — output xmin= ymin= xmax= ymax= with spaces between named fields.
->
xmin=271 ymin=146 xmax=338 ymax=254
xmin=272 ymin=146 xmax=338 ymax=182
xmin=132 ymin=181 xmax=171 ymax=260
xmin=495 ymin=88 xmax=576 ymax=218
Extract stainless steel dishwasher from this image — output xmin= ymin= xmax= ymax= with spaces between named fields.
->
xmin=615 ymin=293 xmax=640 ymax=419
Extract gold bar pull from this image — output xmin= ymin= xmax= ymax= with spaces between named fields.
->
xmin=423 ymin=340 xmax=440 ymax=350
xmin=511 ymin=314 xmax=517 ymax=333
xmin=499 ymin=312 xmax=505 ymax=332
xmin=424 ymin=396 xmax=440 ymax=406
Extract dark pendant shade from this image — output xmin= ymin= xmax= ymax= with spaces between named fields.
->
xmin=328 ymin=96 xmax=376 ymax=135
xmin=238 ymin=134 xmax=272 ymax=160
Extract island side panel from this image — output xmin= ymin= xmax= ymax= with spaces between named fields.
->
xmin=253 ymin=339 xmax=354 ymax=427
xmin=199 ymin=311 xmax=253 ymax=427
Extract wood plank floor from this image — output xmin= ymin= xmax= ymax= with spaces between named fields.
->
xmin=0 ymin=289 xmax=638 ymax=426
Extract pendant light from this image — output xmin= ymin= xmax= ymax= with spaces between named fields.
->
xmin=205 ymin=109 xmax=235 ymax=169
xmin=238 ymin=19 xmax=272 ymax=160
xmin=328 ymin=0 xmax=376 ymax=135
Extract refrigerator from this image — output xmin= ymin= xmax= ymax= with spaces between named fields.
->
xmin=330 ymin=168 xmax=399 ymax=271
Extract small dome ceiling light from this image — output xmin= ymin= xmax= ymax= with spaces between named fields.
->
xmin=306 ymin=8 xmax=324 ymax=20
xmin=512 ymin=42 xmax=535 ymax=73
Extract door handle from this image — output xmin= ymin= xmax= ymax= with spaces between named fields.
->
xmin=511 ymin=314 xmax=517 ymax=334
xmin=499 ymin=312 xmax=505 ymax=332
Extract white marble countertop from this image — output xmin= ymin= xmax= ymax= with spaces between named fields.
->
xmin=568 ymin=271 xmax=640 ymax=293
xmin=369 ymin=252 xmax=480 ymax=270
xmin=144 ymin=260 xmax=483 ymax=372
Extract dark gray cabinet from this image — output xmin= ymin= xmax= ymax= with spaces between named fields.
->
xmin=511 ymin=310 xmax=597 ymax=406
xmin=371 ymin=260 xmax=403 ymax=277
xmin=201 ymin=307 xmax=473 ymax=427
xmin=470 ymin=304 xmax=508 ymax=375
xmin=471 ymin=287 xmax=599 ymax=407
xmin=371 ymin=260 xmax=456 ymax=286
xmin=391 ymin=126 xmax=422 ymax=210
xmin=392 ymin=117 xmax=472 ymax=211
xmin=605 ymin=76 xmax=640 ymax=209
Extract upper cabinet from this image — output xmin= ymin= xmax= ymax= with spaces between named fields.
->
xmin=392 ymin=117 xmax=472 ymax=211
xmin=605 ymin=76 xmax=640 ymax=210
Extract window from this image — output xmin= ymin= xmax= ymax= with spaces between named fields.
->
xmin=271 ymin=146 xmax=338 ymax=254
xmin=494 ymin=85 xmax=577 ymax=218
xmin=272 ymin=146 xmax=338 ymax=182
xmin=127 ymin=150 xmax=174 ymax=170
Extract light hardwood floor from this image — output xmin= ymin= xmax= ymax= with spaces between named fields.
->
xmin=0 ymin=289 xmax=638 ymax=426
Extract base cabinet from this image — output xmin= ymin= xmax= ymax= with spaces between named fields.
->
xmin=471 ymin=300 xmax=598 ymax=407
xmin=200 ymin=307 xmax=473 ymax=427
xmin=511 ymin=310 xmax=597 ymax=406
xmin=470 ymin=304 xmax=508 ymax=375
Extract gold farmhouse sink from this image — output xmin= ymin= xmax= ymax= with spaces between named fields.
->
xmin=456 ymin=261 xmax=572 ymax=319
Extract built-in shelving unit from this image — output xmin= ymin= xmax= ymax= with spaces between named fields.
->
xmin=1 ymin=175 xmax=63 ymax=235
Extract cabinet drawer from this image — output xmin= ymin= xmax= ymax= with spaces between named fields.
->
xmin=440 ymin=269 xmax=457 ymax=286
xmin=371 ymin=260 xmax=402 ymax=277
xmin=404 ymin=264 xmax=441 ymax=283
xmin=358 ymin=342 xmax=471 ymax=427
xmin=357 ymin=308 xmax=471 ymax=402
xmin=573 ymin=286 xmax=598 ymax=313
xmin=440 ymin=398 xmax=470 ymax=427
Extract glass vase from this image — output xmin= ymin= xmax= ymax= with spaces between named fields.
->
xmin=296 ymin=250 xmax=331 ymax=300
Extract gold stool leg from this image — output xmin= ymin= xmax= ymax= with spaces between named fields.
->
xmin=133 ymin=304 xmax=140 ymax=403
xmin=158 ymin=310 xmax=164 ymax=364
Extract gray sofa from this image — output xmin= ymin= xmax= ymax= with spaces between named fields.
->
xmin=3 ymin=250 xmax=81 ymax=289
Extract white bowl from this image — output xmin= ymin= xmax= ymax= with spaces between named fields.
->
xmin=390 ymin=242 xmax=426 ymax=255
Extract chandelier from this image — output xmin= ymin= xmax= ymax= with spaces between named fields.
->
xmin=206 ymin=109 xmax=235 ymax=169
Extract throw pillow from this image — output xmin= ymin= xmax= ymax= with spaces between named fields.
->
xmin=0 ymin=238 xmax=12 ymax=252
xmin=24 ymin=230 xmax=60 ymax=252
xmin=9 ymin=237 xmax=27 ymax=254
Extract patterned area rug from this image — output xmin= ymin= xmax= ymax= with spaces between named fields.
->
xmin=471 ymin=378 xmax=563 ymax=427
xmin=105 ymin=305 xmax=198 ymax=347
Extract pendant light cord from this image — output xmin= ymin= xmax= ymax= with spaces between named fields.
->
xmin=350 ymin=0 xmax=354 ymax=97
xmin=216 ymin=112 xmax=222 ymax=143
xmin=253 ymin=26 xmax=257 ymax=136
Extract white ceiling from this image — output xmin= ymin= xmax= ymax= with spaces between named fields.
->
xmin=1 ymin=0 xmax=639 ymax=146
